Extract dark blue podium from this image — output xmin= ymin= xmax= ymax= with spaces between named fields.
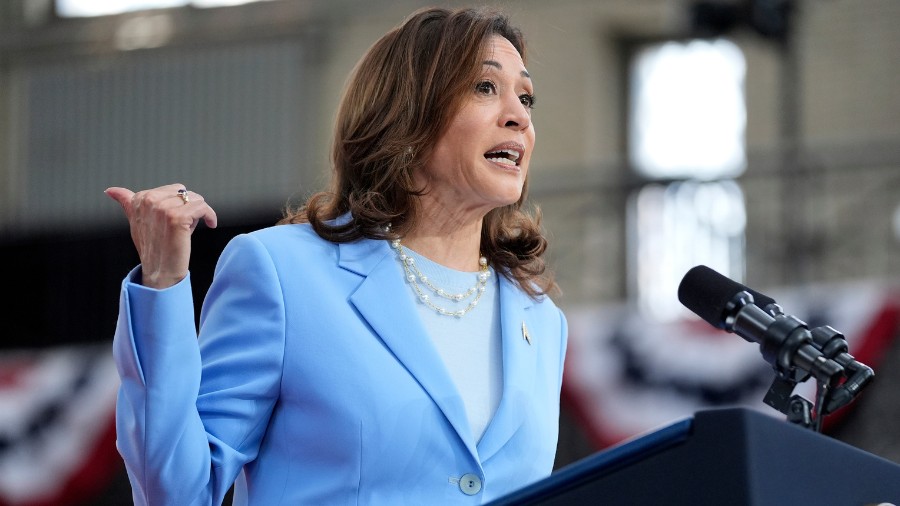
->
xmin=489 ymin=407 xmax=900 ymax=505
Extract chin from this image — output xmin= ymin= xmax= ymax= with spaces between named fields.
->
xmin=496 ymin=191 xmax=524 ymax=207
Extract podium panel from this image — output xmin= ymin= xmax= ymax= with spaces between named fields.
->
xmin=489 ymin=407 xmax=900 ymax=505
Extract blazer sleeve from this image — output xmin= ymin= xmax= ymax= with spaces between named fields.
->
xmin=113 ymin=233 xmax=287 ymax=506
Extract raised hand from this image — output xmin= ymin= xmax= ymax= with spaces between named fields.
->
xmin=105 ymin=184 xmax=218 ymax=289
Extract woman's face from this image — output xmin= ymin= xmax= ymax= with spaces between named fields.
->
xmin=420 ymin=35 xmax=535 ymax=217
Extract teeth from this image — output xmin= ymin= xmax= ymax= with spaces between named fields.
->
xmin=497 ymin=149 xmax=520 ymax=161
xmin=485 ymin=148 xmax=521 ymax=165
xmin=486 ymin=156 xmax=517 ymax=166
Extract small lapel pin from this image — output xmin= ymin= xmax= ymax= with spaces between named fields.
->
xmin=522 ymin=321 xmax=532 ymax=345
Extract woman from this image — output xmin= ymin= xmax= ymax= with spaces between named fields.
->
xmin=106 ymin=6 xmax=567 ymax=505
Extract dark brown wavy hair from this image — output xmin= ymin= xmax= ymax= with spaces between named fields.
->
xmin=279 ymin=6 xmax=557 ymax=298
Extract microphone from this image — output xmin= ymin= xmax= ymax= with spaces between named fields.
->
xmin=677 ymin=265 xmax=844 ymax=388
xmin=676 ymin=265 xmax=779 ymax=326
xmin=678 ymin=265 xmax=875 ymax=423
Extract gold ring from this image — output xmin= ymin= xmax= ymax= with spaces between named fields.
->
xmin=177 ymin=188 xmax=190 ymax=204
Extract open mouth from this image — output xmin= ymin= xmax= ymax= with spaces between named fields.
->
xmin=484 ymin=148 xmax=522 ymax=167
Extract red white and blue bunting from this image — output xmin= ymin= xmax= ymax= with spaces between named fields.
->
xmin=0 ymin=344 xmax=119 ymax=506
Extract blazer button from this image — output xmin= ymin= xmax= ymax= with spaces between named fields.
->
xmin=459 ymin=473 xmax=482 ymax=495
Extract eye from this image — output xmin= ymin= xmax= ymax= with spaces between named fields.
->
xmin=519 ymin=93 xmax=536 ymax=109
xmin=475 ymin=80 xmax=497 ymax=96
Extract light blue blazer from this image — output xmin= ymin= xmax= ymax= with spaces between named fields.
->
xmin=113 ymin=222 xmax=568 ymax=505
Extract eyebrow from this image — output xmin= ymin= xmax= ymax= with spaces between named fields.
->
xmin=483 ymin=60 xmax=531 ymax=79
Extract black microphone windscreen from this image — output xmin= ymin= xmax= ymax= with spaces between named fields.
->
xmin=677 ymin=265 xmax=777 ymax=328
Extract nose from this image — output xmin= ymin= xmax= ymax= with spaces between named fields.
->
xmin=499 ymin=93 xmax=531 ymax=131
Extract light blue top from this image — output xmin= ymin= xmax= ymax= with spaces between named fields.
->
xmin=398 ymin=246 xmax=503 ymax=442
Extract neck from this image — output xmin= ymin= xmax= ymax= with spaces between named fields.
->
xmin=401 ymin=208 xmax=485 ymax=272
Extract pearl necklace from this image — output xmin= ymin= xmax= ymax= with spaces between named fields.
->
xmin=389 ymin=238 xmax=490 ymax=318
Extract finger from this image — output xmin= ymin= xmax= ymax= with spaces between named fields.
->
xmin=203 ymin=207 xmax=218 ymax=229
xmin=105 ymin=187 xmax=135 ymax=209
xmin=180 ymin=191 xmax=219 ymax=229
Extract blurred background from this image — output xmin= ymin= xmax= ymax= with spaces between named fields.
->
xmin=1 ymin=0 xmax=899 ymax=504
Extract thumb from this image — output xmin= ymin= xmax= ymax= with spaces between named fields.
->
xmin=104 ymin=187 xmax=134 ymax=209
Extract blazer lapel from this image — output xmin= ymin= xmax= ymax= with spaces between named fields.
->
xmin=339 ymin=240 xmax=479 ymax=459
xmin=477 ymin=276 xmax=537 ymax=462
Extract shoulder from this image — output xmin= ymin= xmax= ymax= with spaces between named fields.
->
xmin=221 ymin=221 xmax=391 ymax=275
xmin=246 ymin=222 xmax=320 ymax=243
xmin=523 ymin=283 xmax=568 ymax=341
xmin=504 ymin=273 xmax=564 ymax=315
xmin=500 ymin=274 xmax=567 ymax=331
xmin=216 ymin=223 xmax=336 ymax=273
xmin=532 ymin=293 xmax=567 ymax=330
xmin=231 ymin=223 xmax=330 ymax=254
xmin=237 ymin=212 xmax=355 ymax=251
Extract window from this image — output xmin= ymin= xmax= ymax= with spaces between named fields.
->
xmin=627 ymin=38 xmax=748 ymax=320
xmin=56 ymin=0 xmax=274 ymax=17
